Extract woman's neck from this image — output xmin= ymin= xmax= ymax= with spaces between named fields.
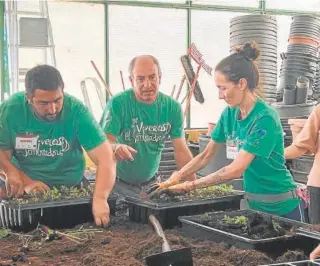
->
xmin=239 ymin=91 xmax=257 ymax=119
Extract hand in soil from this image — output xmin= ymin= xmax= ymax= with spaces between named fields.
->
xmin=145 ymin=171 xmax=183 ymax=198
xmin=146 ymin=185 xmax=187 ymax=199
xmin=24 ymin=180 xmax=49 ymax=194
xmin=5 ymin=169 xmax=24 ymax=197
xmin=92 ymin=198 xmax=110 ymax=228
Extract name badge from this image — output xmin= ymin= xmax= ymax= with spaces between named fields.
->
xmin=226 ymin=139 xmax=238 ymax=160
xmin=15 ymin=135 xmax=38 ymax=150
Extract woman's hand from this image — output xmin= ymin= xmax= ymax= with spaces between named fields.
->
xmin=145 ymin=171 xmax=182 ymax=198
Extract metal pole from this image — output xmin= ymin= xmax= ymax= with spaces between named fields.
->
xmin=186 ymin=0 xmax=191 ymax=128
xmin=104 ymin=2 xmax=110 ymax=103
xmin=259 ymin=0 xmax=266 ymax=14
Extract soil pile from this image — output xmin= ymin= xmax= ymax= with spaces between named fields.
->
xmin=0 ymin=210 xmax=309 ymax=266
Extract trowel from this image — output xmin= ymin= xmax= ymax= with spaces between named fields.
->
xmin=145 ymin=214 xmax=193 ymax=266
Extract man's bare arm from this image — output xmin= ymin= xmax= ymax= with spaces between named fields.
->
xmin=87 ymin=140 xmax=116 ymax=200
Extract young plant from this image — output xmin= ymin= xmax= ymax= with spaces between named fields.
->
xmin=222 ymin=215 xmax=248 ymax=226
xmin=187 ymin=184 xmax=235 ymax=199
xmin=9 ymin=185 xmax=95 ymax=205
xmin=0 ymin=228 xmax=9 ymax=238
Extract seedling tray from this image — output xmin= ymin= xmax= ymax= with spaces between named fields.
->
xmin=262 ymin=259 xmax=320 ymax=265
xmin=124 ymin=192 xmax=243 ymax=229
xmin=0 ymin=195 xmax=117 ymax=230
xmin=179 ymin=210 xmax=308 ymax=255
xmin=295 ymin=227 xmax=320 ymax=241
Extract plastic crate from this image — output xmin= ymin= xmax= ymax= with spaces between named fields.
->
xmin=0 ymin=195 xmax=117 ymax=230
xmin=179 ymin=210 xmax=310 ymax=255
xmin=124 ymin=193 xmax=243 ymax=229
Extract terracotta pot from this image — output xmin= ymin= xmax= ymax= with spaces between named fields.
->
xmin=207 ymin=123 xmax=216 ymax=136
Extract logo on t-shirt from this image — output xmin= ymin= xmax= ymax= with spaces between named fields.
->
xmin=124 ymin=118 xmax=171 ymax=143
xmin=20 ymin=137 xmax=70 ymax=157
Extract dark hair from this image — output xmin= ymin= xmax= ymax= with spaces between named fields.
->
xmin=128 ymin=55 xmax=162 ymax=77
xmin=215 ymin=42 xmax=260 ymax=91
xmin=25 ymin=65 xmax=64 ymax=96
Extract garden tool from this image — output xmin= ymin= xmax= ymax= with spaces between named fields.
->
xmin=120 ymin=70 xmax=126 ymax=91
xmin=145 ymin=214 xmax=193 ymax=266
xmin=176 ymin=43 xmax=212 ymax=113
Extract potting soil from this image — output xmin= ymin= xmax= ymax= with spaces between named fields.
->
xmin=0 ymin=208 xmax=308 ymax=266
xmin=197 ymin=212 xmax=293 ymax=239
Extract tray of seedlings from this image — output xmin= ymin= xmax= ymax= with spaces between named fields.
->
xmin=261 ymin=259 xmax=320 ymax=265
xmin=0 ymin=185 xmax=117 ymax=230
xmin=178 ymin=210 xmax=309 ymax=255
xmin=124 ymin=184 xmax=243 ymax=229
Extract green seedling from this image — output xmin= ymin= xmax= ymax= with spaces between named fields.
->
xmin=222 ymin=215 xmax=249 ymax=225
xmin=9 ymin=185 xmax=95 ymax=205
xmin=0 ymin=228 xmax=9 ymax=238
xmin=187 ymin=184 xmax=235 ymax=199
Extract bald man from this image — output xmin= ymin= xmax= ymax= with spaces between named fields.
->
xmin=99 ymin=55 xmax=195 ymax=196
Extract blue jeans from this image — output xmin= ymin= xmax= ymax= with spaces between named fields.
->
xmin=281 ymin=202 xmax=305 ymax=222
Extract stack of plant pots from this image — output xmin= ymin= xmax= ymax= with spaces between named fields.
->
xmin=312 ymin=59 xmax=320 ymax=102
xmin=271 ymin=98 xmax=315 ymax=147
xmin=290 ymin=154 xmax=314 ymax=184
xmin=158 ymin=140 xmax=177 ymax=178
xmin=198 ymin=134 xmax=232 ymax=177
xmin=229 ymin=15 xmax=278 ymax=104
xmin=277 ymin=15 xmax=320 ymax=101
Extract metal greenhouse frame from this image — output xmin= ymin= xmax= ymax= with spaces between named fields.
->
xmin=1 ymin=0 xmax=320 ymax=126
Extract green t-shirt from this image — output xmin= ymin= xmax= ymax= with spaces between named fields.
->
xmin=100 ymin=89 xmax=184 ymax=183
xmin=211 ymin=98 xmax=299 ymax=216
xmin=0 ymin=92 xmax=106 ymax=187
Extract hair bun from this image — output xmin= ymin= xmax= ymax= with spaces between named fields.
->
xmin=237 ymin=42 xmax=260 ymax=61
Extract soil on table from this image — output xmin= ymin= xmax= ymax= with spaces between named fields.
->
xmin=193 ymin=212 xmax=295 ymax=239
xmin=0 ymin=207 xmax=308 ymax=266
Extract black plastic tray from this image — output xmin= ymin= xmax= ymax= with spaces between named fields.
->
xmin=0 ymin=195 xmax=117 ymax=230
xmin=124 ymin=193 xmax=243 ymax=229
xmin=296 ymin=228 xmax=320 ymax=241
xmin=262 ymin=259 xmax=320 ymax=265
xmin=179 ymin=210 xmax=308 ymax=255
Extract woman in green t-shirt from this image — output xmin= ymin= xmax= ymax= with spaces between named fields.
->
xmin=147 ymin=42 xmax=304 ymax=222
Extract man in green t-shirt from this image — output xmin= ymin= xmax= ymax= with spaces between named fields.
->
xmin=100 ymin=55 xmax=194 ymax=196
xmin=0 ymin=65 xmax=116 ymax=227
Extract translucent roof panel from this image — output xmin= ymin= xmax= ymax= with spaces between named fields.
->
xmin=108 ymin=5 xmax=187 ymax=98
xmin=266 ymin=0 xmax=320 ymax=11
